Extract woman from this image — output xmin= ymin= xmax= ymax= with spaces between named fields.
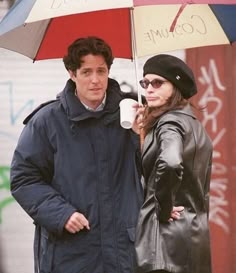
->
xmin=134 ymin=54 xmax=213 ymax=273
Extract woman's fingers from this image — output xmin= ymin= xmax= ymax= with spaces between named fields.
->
xmin=168 ymin=206 xmax=185 ymax=222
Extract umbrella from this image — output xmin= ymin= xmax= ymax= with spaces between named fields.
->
xmin=0 ymin=0 xmax=235 ymax=61
xmin=0 ymin=0 xmax=236 ymax=104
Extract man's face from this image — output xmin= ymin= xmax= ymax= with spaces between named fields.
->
xmin=69 ymin=54 xmax=109 ymax=110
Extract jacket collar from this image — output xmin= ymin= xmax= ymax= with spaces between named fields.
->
xmin=171 ymin=103 xmax=196 ymax=119
xmin=151 ymin=103 xmax=196 ymax=128
xmin=59 ymin=78 xmax=123 ymax=122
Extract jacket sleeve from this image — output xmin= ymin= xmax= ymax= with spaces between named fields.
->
xmin=153 ymin=118 xmax=185 ymax=222
xmin=10 ymin=115 xmax=77 ymax=235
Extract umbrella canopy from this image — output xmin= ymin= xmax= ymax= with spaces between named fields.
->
xmin=0 ymin=0 xmax=235 ymax=61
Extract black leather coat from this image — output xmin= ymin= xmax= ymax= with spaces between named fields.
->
xmin=135 ymin=104 xmax=213 ymax=273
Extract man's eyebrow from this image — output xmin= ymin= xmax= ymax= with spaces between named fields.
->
xmin=80 ymin=67 xmax=92 ymax=71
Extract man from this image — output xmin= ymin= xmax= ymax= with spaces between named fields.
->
xmin=10 ymin=36 xmax=143 ymax=273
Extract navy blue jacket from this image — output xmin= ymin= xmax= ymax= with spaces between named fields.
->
xmin=11 ymin=78 xmax=143 ymax=273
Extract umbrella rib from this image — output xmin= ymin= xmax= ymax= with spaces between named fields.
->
xmin=33 ymin=19 xmax=53 ymax=62
xmin=169 ymin=3 xmax=187 ymax=32
xmin=130 ymin=8 xmax=142 ymax=106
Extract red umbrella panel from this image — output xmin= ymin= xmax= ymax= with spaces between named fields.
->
xmin=37 ymin=9 xmax=132 ymax=60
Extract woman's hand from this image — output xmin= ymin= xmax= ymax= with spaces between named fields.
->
xmin=168 ymin=206 xmax=184 ymax=222
xmin=132 ymin=103 xmax=145 ymax=135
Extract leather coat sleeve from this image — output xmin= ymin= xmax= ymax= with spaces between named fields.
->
xmin=152 ymin=119 xmax=185 ymax=222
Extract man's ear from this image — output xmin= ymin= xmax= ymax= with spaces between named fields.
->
xmin=68 ymin=70 xmax=76 ymax=81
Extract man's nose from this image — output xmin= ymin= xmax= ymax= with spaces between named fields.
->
xmin=91 ymin=73 xmax=99 ymax=82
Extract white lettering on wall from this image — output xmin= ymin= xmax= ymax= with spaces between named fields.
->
xmin=198 ymin=59 xmax=229 ymax=233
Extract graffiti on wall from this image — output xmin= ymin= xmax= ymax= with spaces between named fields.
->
xmin=0 ymin=166 xmax=13 ymax=223
xmin=197 ymin=59 xmax=229 ymax=233
xmin=0 ymin=81 xmax=35 ymax=223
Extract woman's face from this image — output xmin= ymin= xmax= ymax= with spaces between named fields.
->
xmin=140 ymin=74 xmax=174 ymax=108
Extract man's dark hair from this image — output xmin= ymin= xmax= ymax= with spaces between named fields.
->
xmin=63 ymin=36 xmax=114 ymax=72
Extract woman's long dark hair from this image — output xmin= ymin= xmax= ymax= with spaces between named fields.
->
xmin=142 ymin=87 xmax=188 ymax=137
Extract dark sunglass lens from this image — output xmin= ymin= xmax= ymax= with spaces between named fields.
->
xmin=139 ymin=79 xmax=149 ymax=89
xmin=139 ymin=79 xmax=165 ymax=89
xmin=151 ymin=79 xmax=164 ymax=88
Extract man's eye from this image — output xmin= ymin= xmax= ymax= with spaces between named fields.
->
xmin=82 ymin=70 xmax=90 ymax=75
xmin=98 ymin=69 xmax=106 ymax=74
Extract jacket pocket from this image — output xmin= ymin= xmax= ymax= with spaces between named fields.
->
xmin=126 ymin=227 xmax=136 ymax=270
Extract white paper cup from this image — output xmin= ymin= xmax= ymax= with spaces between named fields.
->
xmin=119 ymin=98 xmax=137 ymax=129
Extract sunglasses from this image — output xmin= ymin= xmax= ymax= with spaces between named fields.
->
xmin=139 ymin=78 xmax=167 ymax=89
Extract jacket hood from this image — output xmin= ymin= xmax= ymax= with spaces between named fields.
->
xmin=23 ymin=78 xmax=143 ymax=124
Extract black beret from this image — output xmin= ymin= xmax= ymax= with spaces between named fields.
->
xmin=143 ymin=54 xmax=197 ymax=99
